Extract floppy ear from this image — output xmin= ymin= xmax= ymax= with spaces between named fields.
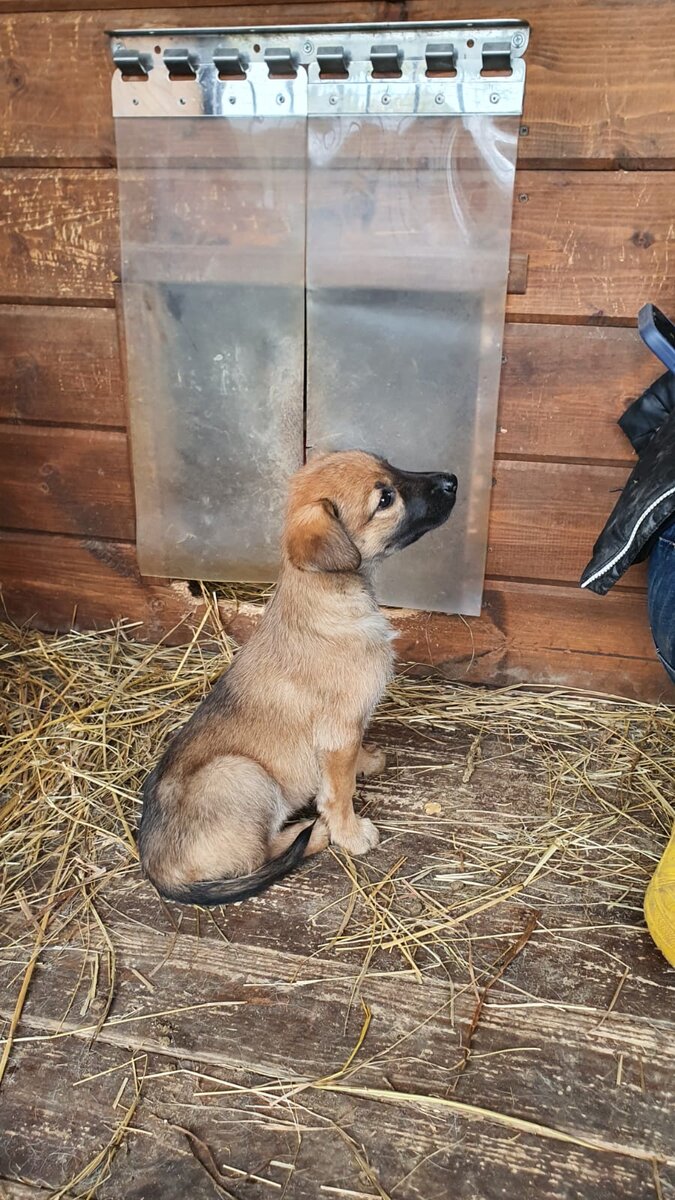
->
xmin=285 ymin=500 xmax=362 ymax=573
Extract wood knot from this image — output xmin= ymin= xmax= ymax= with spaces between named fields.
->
xmin=630 ymin=230 xmax=655 ymax=249
xmin=3 ymin=58 xmax=26 ymax=95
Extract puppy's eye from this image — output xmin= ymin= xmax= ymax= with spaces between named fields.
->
xmin=377 ymin=487 xmax=395 ymax=510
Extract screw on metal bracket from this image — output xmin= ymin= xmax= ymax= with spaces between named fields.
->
xmin=276 ymin=93 xmax=286 ymax=104
xmin=303 ymin=40 xmax=313 ymax=53
xmin=490 ymin=93 xmax=500 ymax=104
xmin=435 ymin=93 xmax=445 ymax=104
xmin=381 ymin=94 xmax=391 ymax=105
xmin=512 ymin=31 xmax=525 ymax=48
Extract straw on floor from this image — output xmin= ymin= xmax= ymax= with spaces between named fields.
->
xmin=0 ymin=608 xmax=673 ymax=1195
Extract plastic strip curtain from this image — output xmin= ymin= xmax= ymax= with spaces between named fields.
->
xmin=306 ymin=113 xmax=519 ymax=615
xmin=112 ymin=27 xmax=524 ymax=610
xmin=115 ymin=101 xmax=307 ymax=580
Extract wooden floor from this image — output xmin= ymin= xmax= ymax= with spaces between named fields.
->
xmin=1 ymin=717 xmax=674 ymax=1200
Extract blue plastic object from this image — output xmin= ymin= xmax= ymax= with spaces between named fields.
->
xmin=638 ymin=304 xmax=675 ymax=374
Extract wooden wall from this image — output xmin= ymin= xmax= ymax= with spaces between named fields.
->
xmin=1 ymin=0 xmax=674 ymax=700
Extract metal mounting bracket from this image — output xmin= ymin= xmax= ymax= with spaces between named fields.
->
xmin=370 ymin=43 xmax=403 ymax=75
xmin=109 ymin=21 xmax=529 ymax=118
xmin=163 ymin=47 xmax=199 ymax=78
xmin=316 ymin=44 xmax=349 ymax=76
xmin=213 ymin=47 xmax=247 ymax=77
xmin=112 ymin=47 xmax=152 ymax=78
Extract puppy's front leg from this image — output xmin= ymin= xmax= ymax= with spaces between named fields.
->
xmin=356 ymin=743 xmax=386 ymax=777
xmin=317 ymin=745 xmax=380 ymax=856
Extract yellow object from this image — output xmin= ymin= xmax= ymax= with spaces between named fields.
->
xmin=644 ymin=824 xmax=675 ymax=967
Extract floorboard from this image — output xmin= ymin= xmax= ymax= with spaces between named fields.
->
xmin=1 ymin=716 xmax=673 ymax=1200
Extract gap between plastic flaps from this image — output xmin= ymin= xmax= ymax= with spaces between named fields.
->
xmin=115 ymin=110 xmax=307 ymax=581
xmin=306 ymin=113 xmax=519 ymax=616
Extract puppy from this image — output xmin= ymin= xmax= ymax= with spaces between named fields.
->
xmin=139 ymin=450 xmax=457 ymax=905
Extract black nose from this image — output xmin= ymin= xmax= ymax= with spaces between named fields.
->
xmin=435 ymin=473 xmax=458 ymax=496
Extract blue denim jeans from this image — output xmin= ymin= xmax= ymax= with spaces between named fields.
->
xmin=648 ymin=517 xmax=675 ymax=685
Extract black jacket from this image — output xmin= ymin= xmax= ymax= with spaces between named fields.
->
xmin=580 ymin=372 xmax=675 ymax=595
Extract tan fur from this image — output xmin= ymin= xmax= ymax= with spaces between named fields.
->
xmin=138 ymin=450 xmax=455 ymax=903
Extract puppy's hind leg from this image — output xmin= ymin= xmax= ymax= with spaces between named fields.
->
xmin=184 ymin=756 xmax=282 ymax=881
xmin=145 ymin=756 xmax=320 ymax=906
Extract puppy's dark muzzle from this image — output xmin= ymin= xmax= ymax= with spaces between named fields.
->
xmin=433 ymin=473 xmax=458 ymax=501
xmin=387 ymin=468 xmax=458 ymax=552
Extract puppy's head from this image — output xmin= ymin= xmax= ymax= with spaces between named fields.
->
xmin=284 ymin=450 xmax=457 ymax=573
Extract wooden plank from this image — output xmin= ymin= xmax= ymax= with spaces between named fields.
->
xmin=509 ymin=172 xmax=675 ymax=320
xmin=0 ymin=531 xmax=196 ymax=644
xmin=0 ymin=1183 xmax=50 ymax=1200
xmin=497 ymin=324 xmax=658 ymax=464
xmin=0 ymin=170 xmax=118 ymax=304
xmin=3 ymin=1040 xmax=666 ymax=1200
xmin=488 ymin=459 xmax=645 ymax=588
xmin=1 ymin=913 xmax=673 ymax=1167
xmin=1 ymin=310 xmax=656 ymax=466
xmin=410 ymin=0 xmax=675 ymax=169
xmin=0 ymin=532 xmax=667 ymax=699
xmin=0 ymin=426 xmax=135 ymax=540
xmin=0 ymin=305 xmax=124 ymax=426
xmin=2 ymin=168 xmax=674 ymax=319
xmin=0 ymin=425 xmax=643 ymax=587
xmin=394 ymin=581 xmax=666 ymax=698
xmin=506 ymin=251 xmax=529 ymax=296
xmin=2 ymin=3 xmax=675 ymax=168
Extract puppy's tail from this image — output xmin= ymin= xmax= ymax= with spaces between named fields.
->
xmin=157 ymin=822 xmax=315 ymax=907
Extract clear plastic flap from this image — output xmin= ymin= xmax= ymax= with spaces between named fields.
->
xmin=115 ymin=108 xmax=307 ymax=581
xmin=306 ymin=114 xmax=519 ymax=615
xmin=112 ymin=24 xmax=527 ymax=610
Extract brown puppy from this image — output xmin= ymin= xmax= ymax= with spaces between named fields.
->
xmin=139 ymin=450 xmax=457 ymax=905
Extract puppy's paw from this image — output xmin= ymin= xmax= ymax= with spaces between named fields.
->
xmin=308 ymin=816 xmax=331 ymax=855
xmin=357 ymin=744 xmax=387 ymax=777
xmin=332 ymin=817 xmax=380 ymax=856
